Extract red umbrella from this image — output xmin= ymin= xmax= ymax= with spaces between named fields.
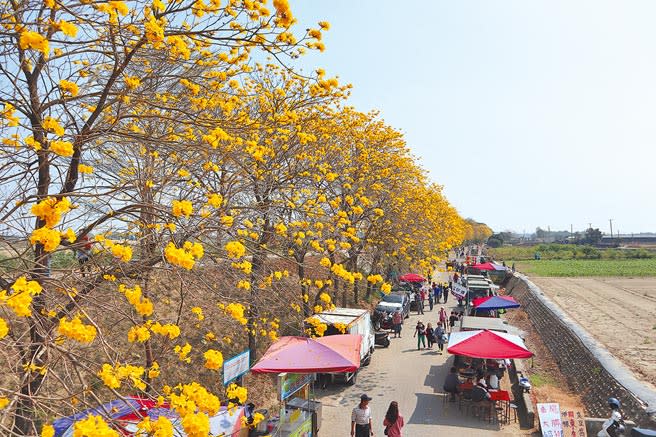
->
xmin=399 ymin=273 xmax=426 ymax=283
xmin=251 ymin=335 xmax=362 ymax=374
xmin=447 ymin=329 xmax=533 ymax=359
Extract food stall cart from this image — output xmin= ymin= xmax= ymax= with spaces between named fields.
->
xmin=251 ymin=334 xmax=362 ymax=436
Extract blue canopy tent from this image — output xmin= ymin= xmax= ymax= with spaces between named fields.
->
xmin=472 ymin=295 xmax=520 ymax=311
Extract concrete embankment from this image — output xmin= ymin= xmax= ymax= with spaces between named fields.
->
xmin=505 ymin=273 xmax=656 ymax=427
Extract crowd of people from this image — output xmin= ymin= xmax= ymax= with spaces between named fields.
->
xmin=412 ymin=308 xmax=463 ymax=352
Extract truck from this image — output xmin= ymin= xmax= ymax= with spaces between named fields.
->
xmin=305 ymin=308 xmax=375 ymax=385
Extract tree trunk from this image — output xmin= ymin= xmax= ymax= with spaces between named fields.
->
xmin=296 ymin=255 xmax=311 ymax=317
xmin=247 ymin=212 xmax=272 ymax=365
xmin=349 ymin=255 xmax=359 ymax=303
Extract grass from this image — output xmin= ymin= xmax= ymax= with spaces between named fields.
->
xmin=515 ymin=258 xmax=656 ymax=277
xmin=490 ymin=243 xmax=656 ymax=261
xmin=529 ymin=372 xmax=557 ymax=388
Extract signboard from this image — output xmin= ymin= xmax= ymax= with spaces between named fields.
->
xmin=223 ymin=349 xmax=250 ymax=385
xmin=451 ymin=282 xmax=468 ymax=299
xmin=278 ymin=373 xmax=313 ymax=402
xmin=560 ymin=408 xmax=587 ymax=437
xmin=538 ymin=403 xmax=563 ymax=437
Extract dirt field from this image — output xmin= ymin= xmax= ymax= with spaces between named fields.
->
xmin=530 ymin=277 xmax=656 ymax=386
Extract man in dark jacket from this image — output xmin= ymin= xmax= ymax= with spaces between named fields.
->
xmin=443 ymin=367 xmax=460 ymax=401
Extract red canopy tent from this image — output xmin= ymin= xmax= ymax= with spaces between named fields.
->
xmin=447 ymin=329 xmax=533 ymax=359
xmin=469 ymin=262 xmax=497 ymax=271
xmin=399 ymin=273 xmax=426 ymax=283
xmin=251 ymin=335 xmax=362 ymax=374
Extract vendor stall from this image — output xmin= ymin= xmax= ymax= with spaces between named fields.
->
xmin=398 ymin=273 xmax=426 ymax=283
xmin=251 ymin=334 xmax=362 ymax=436
xmin=471 ymin=295 xmax=520 ymax=317
xmin=447 ymin=329 xmax=533 ymax=359
xmin=53 ymin=396 xmax=246 ymax=437
xmin=472 ymin=295 xmax=520 ymax=311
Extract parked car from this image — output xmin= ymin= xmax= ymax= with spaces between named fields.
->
xmin=381 ymin=292 xmax=410 ymax=319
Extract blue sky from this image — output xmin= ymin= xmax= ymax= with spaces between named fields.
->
xmin=291 ymin=1 xmax=656 ymax=234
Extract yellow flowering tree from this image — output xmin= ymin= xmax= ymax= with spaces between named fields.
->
xmin=0 ymin=0 xmax=327 ymax=434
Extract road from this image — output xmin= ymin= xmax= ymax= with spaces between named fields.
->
xmin=315 ymin=291 xmax=527 ymax=436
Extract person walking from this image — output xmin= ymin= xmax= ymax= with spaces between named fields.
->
xmin=438 ymin=307 xmax=448 ymax=329
xmin=413 ymin=320 xmax=426 ymax=350
xmin=442 ymin=282 xmax=449 ymax=304
xmin=351 ymin=394 xmax=373 ymax=437
xmin=425 ymin=323 xmax=435 ymax=349
xmin=448 ymin=311 xmax=458 ymax=333
xmin=414 ymin=292 xmax=423 ymax=315
xmin=428 ymin=291 xmax=434 ymax=311
xmin=432 ymin=282 xmax=441 ymax=306
xmin=383 ymin=401 xmax=404 ymax=437
xmin=391 ymin=310 xmax=403 ymax=338
xmin=435 ymin=324 xmax=445 ymax=353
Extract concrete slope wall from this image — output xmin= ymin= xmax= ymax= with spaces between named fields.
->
xmin=506 ymin=274 xmax=656 ymax=427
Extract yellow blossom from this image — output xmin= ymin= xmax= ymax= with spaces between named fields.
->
xmin=59 ymin=79 xmax=79 ymax=96
xmin=174 ymin=342 xmax=192 ymax=363
xmin=31 ymin=196 xmax=71 ymax=227
xmin=124 ymin=76 xmax=141 ymax=89
xmin=207 ymin=193 xmax=223 ymax=208
xmin=0 ymin=318 xmax=9 ymax=339
xmin=30 ymin=226 xmax=61 ymax=251
xmin=58 ymin=315 xmax=97 ymax=343
xmin=204 ymin=349 xmax=223 ymax=370
xmin=41 ymin=424 xmax=55 ymax=437
xmin=172 ymin=199 xmax=193 ymax=218
xmin=19 ymin=31 xmax=49 ymax=56
xmin=224 ymin=240 xmax=246 ymax=259
xmin=42 ymin=116 xmax=64 ymax=136
xmin=49 ymin=139 xmax=74 ymax=157
xmin=137 ymin=416 xmax=172 ymax=437
xmin=191 ymin=306 xmax=204 ymax=321
xmin=78 ymin=164 xmax=93 ymax=174
xmin=72 ymin=415 xmax=119 ymax=437
xmin=57 ymin=20 xmax=78 ymax=37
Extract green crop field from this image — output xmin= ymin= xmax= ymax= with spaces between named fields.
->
xmin=515 ymin=259 xmax=656 ymax=277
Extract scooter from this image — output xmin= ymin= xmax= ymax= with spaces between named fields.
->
xmin=375 ymin=331 xmax=390 ymax=348
xmin=598 ymin=398 xmax=625 ymax=437
xmin=379 ymin=313 xmax=394 ymax=331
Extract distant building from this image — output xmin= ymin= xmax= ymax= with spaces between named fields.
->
xmin=600 ymin=233 xmax=656 ymax=246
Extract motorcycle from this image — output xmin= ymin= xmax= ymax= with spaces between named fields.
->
xmin=375 ymin=331 xmax=390 ymax=348
xmin=372 ymin=311 xmax=394 ymax=331
xmin=598 ymin=398 xmax=626 ymax=437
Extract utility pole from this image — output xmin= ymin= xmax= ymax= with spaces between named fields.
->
xmin=609 ymin=219 xmax=613 ymax=238
xmin=570 ymin=224 xmax=573 ymax=235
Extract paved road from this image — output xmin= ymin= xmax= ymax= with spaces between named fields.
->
xmin=316 ymin=283 xmax=526 ymax=436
